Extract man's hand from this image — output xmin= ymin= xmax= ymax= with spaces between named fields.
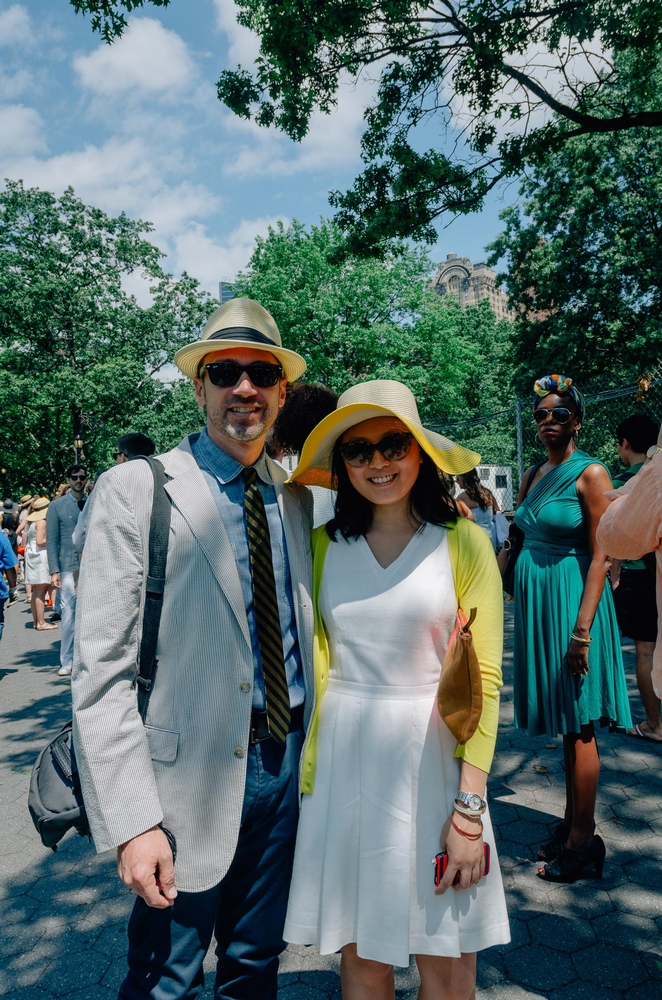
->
xmin=50 ymin=573 xmax=61 ymax=589
xmin=117 ymin=826 xmax=177 ymax=908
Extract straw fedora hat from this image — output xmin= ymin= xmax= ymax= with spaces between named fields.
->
xmin=174 ymin=297 xmax=307 ymax=382
xmin=19 ymin=494 xmax=32 ymax=506
xmin=289 ymin=379 xmax=481 ymax=489
xmin=27 ymin=497 xmax=50 ymax=522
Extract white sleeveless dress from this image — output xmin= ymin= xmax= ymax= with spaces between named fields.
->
xmin=284 ymin=524 xmax=510 ymax=966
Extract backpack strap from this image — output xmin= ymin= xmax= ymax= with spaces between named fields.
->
xmin=135 ymin=457 xmax=172 ymax=721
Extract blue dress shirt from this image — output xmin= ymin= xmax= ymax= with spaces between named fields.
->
xmin=190 ymin=429 xmax=305 ymax=711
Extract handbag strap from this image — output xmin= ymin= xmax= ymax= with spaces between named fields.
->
xmin=523 ymin=462 xmax=544 ymax=500
xmin=135 ymin=457 xmax=172 ymax=722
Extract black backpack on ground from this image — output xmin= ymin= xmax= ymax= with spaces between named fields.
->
xmin=28 ymin=457 xmax=172 ymax=851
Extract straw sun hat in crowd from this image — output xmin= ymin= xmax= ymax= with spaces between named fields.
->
xmin=26 ymin=497 xmax=50 ymax=522
xmin=174 ymin=297 xmax=307 ymax=382
xmin=289 ymin=379 xmax=481 ymax=490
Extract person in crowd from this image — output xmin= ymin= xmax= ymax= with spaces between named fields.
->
xmin=456 ymin=468 xmax=500 ymax=543
xmin=598 ymin=420 xmax=662 ymax=743
xmin=47 ymin=465 xmax=88 ymax=676
xmin=72 ymin=298 xmax=314 ymax=1000
xmin=17 ymin=497 xmax=36 ymax=602
xmin=3 ymin=496 xmax=19 ymax=517
xmin=53 ymin=483 xmax=70 ymax=499
xmin=284 ymin=379 xmax=510 ymax=998
xmin=114 ymin=432 xmax=156 ymax=463
xmin=268 ymin=382 xmax=338 ymax=527
xmin=0 ymin=523 xmax=18 ymax=640
xmin=24 ymin=497 xmax=58 ymax=632
xmin=512 ymin=374 xmax=631 ymax=883
xmin=72 ymin=470 xmax=108 ymax=557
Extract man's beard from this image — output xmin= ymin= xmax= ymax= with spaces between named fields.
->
xmin=208 ymin=401 xmax=276 ymax=443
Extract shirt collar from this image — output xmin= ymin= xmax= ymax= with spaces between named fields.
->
xmin=68 ymin=491 xmax=85 ymax=504
xmin=197 ymin=427 xmax=273 ymax=486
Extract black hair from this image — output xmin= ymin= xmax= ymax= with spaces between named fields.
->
xmin=458 ymin=468 xmax=495 ymax=511
xmin=66 ymin=464 xmax=87 ymax=479
xmin=615 ymin=414 xmax=658 ymax=454
xmin=270 ymin=383 xmax=338 ymax=456
xmin=326 ymin=443 xmax=459 ymax=541
xmin=117 ymin=432 xmax=156 ymax=460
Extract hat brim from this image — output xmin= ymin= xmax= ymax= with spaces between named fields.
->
xmin=288 ymin=403 xmax=481 ymax=488
xmin=27 ymin=509 xmax=48 ymax=521
xmin=173 ymin=339 xmax=307 ymax=382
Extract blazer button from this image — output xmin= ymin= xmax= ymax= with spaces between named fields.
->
xmin=240 ymin=682 xmax=251 ymax=693
xmin=234 ymin=747 xmax=245 ymax=759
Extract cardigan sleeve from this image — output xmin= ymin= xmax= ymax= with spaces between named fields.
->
xmin=448 ymin=518 xmax=504 ymax=773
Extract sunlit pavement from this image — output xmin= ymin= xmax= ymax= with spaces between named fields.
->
xmin=1 ymin=599 xmax=660 ymax=999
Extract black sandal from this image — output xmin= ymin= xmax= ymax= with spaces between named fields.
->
xmin=537 ymin=821 xmax=569 ymax=862
xmin=537 ymin=835 xmax=605 ymax=883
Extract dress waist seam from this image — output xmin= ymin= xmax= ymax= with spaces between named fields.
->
xmin=326 ymin=678 xmax=439 ymax=700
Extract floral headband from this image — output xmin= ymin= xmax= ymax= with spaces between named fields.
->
xmin=533 ymin=374 xmax=585 ymax=422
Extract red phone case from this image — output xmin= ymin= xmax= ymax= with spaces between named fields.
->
xmin=433 ymin=843 xmax=491 ymax=887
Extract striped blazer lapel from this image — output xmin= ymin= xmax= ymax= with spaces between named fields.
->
xmin=163 ymin=455 xmax=251 ymax=649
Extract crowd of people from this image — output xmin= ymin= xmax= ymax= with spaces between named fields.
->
xmin=1 ymin=433 xmax=156 ymax=673
xmin=3 ymin=298 xmax=661 ymax=1000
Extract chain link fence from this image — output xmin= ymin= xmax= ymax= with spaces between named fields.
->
xmin=431 ymin=369 xmax=662 ymax=508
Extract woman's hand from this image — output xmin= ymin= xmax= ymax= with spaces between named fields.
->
xmin=435 ymin=812 xmax=485 ymax=895
xmin=567 ymin=638 xmax=590 ymax=676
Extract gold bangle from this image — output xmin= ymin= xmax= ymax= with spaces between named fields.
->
xmin=570 ymin=632 xmax=593 ymax=645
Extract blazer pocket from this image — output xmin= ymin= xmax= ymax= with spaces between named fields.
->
xmin=144 ymin=726 xmax=179 ymax=762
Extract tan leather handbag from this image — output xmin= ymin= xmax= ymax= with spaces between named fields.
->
xmin=437 ymin=608 xmax=482 ymax=744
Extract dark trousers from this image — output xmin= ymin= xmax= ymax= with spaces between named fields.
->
xmin=119 ymin=724 xmax=304 ymax=1000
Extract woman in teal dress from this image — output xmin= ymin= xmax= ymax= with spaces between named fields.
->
xmin=513 ymin=374 xmax=631 ymax=883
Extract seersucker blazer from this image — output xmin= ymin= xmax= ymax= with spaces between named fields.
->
xmin=71 ymin=435 xmax=314 ymax=893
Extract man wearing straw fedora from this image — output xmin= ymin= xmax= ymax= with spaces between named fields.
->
xmin=72 ymin=298 xmax=314 ymax=1000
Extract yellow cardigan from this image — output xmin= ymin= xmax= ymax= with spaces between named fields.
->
xmin=299 ymin=518 xmax=504 ymax=794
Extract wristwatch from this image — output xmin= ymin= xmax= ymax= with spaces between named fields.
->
xmin=454 ymin=790 xmax=487 ymax=815
xmin=647 ymin=445 xmax=662 ymax=459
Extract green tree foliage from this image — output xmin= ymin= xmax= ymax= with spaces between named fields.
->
xmin=0 ymin=181 xmax=210 ymax=493
xmin=487 ymin=123 xmax=662 ymax=388
xmin=238 ymin=219 xmax=512 ymax=422
xmin=70 ymin=1 xmax=662 ymax=255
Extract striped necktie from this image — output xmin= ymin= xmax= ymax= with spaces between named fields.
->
xmin=242 ymin=468 xmax=290 ymax=743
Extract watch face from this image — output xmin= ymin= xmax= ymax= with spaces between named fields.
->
xmin=647 ymin=445 xmax=660 ymax=459
xmin=468 ymin=793 xmax=483 ymax=811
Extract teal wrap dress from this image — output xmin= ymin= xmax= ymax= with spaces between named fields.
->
xmin=513 ymin=451 xmax=632 ymax=737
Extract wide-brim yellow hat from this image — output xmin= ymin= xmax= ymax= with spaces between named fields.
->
xmin=174 ymin=297 xmax=307 ymax=382
xmin=27 ymin=497 xmax=50 ymax=521
xmin=288 ymin=379 xmax=480 ymax=489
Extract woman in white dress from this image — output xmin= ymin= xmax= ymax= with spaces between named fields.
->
xmin=24 ymin=497 xmax=57 ymax=631
xmin=285 ymin=380 xmax=510 ymax=999
xmin=455 ymin=470 xmax=500 ymax=549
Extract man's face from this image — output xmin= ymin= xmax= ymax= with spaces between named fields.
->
xmin=193 ymin=347 xmax=287 ymax=446
xmin=68 ymin=471 xmax=88 ymax=493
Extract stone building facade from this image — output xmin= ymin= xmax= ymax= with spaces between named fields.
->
xmin=432 ymin=253 xmax=513 ymax=321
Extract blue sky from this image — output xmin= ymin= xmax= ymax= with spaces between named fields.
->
xmin=0 ymin=0 xmax=516 ymax=298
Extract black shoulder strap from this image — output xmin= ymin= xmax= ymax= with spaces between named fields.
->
xmin=523 ymin=462 xmax=543 ymax=499
xmin=135 ymin=457 xmax=172 ymax=721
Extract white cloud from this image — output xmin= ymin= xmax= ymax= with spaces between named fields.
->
xmin=0 ymin=4 xmax=33 ymax=47
xmin=0 ymin=104 xmax=46 ymax=156
xmin=173 ymin=216 xmax=288 ymax=292
xmin=222 ymin=75 xmax=370 ymax=178
xmin=213 ymin=0 xmax=260 ymax=66
xmin=73 ymin=17 xmax=195 ymax=97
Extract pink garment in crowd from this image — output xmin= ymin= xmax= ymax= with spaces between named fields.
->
xmin=597 ymin=450 xmax=662 ymax=698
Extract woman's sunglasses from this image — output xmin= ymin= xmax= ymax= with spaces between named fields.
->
xmin=339 ymin=431 xmax=413 ymax=467
xmin=203 ymin=361 xmax=284 ymax=388
xmin=533 ymin=406 xmax=572 ymax=425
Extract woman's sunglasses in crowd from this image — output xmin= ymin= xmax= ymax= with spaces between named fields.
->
xmin=533 ymin=406 xmax=573 ymax=426
xmin=203 ymin=361 xmax=284 ymax=388
xmin=339 ymin=431 xmax=414 ymax=467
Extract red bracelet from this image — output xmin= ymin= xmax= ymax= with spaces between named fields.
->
xmin=451 ymin=816 xmax=483 ymax=840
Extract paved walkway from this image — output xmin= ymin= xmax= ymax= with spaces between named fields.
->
xmin=1 ymin=598 xmax=661 ymax=999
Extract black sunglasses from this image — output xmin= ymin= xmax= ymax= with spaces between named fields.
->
xmin=69 ymin=474 xmax=87 ymax=481
xmin=533 ymin=406 xmax=572 ymax=425
xmin=339 ymin=431 xmax=414 ymax=467
xmin=203 ymin=361 xmax=283 ymax=388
